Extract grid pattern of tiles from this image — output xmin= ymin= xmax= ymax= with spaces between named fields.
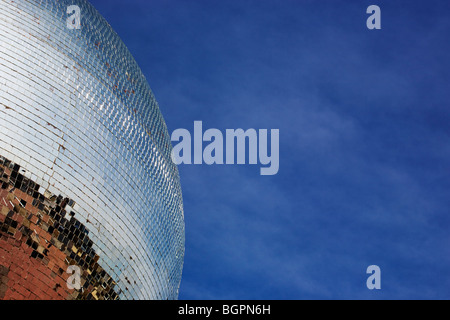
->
xmin=0 ymin=155 xmax=120 ymax=300
xmin=0 ymin=0 xmax=185 ymax=299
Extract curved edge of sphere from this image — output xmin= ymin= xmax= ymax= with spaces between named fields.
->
xmin=0 ymin=0 xmax=185 ymax=300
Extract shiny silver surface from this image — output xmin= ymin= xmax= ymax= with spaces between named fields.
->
xmin=0 ymin=0 xmax=185 ymax=299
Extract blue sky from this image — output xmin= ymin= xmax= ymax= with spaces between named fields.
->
xmin=89 ymin=0 xmax=450 ymax=299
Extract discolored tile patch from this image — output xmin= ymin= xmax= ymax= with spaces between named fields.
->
xmin=0 ymin=155 xmax=119 ymax=300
